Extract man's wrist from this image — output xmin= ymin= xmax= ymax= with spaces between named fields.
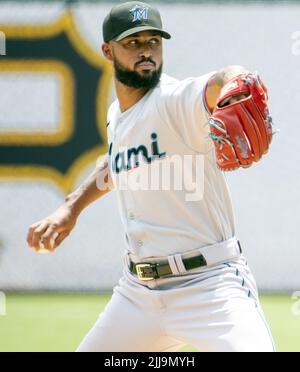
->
xmin=65 ymin=191 xmax=85 ymax=218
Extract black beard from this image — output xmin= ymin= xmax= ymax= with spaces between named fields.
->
xmin=114 ymin=58 xmax=163 ymax=90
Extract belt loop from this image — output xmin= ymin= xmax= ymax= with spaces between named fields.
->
xmin=174 ymin=254 xmax=187 ymax=274
xmin=124 ymin=253 xmax=131 ymax=269
xmin=167 ymin=255 xmax=180 ymax=275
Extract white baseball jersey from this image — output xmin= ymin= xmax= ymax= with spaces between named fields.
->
xmin=78 ymin=73 xmax=275 ymax=353
xmin=107 ymin=72 xmax=236 ymax=260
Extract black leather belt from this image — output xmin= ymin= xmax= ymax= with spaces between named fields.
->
xmin=130 ymin=240 xmax=242 ymax=281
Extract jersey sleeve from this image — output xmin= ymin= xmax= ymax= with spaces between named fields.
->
xmin=158 ymin=72 xmax=216 ymax=153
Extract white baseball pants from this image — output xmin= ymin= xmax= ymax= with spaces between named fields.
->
xmin=77 ymin=255 xmax=275 ymax=352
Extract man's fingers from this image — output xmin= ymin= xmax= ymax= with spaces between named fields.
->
xmin=27 ymin=223 xmax=40 ymax=247
xmin=40 ymin=226 xmax=59 ymax=252
xmin=31 ymin=223 xmax=49 ymax=250
xmin=229 ymin=97 xmax=238 ymax=104
xmin=40 ymin=230 xmax=69 ymax=252
xmin=221 ymin=93 xmax=250 ymax=107
xmin=53 ymin=231 xmax=70 ymax=249
xmin=228 ymin=94 xmax=248 ymax=104
xmin=27 ymin=221 xmax=43 ymax=246
xmin=220 ymin=97 xmax=231 ymax=107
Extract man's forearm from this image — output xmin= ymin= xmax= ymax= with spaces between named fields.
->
xmin=65 ymin=154 xmax=113 ymax=218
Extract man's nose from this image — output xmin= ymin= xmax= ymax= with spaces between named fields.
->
xmin=139 ymin=45 xmax=152 ymax=59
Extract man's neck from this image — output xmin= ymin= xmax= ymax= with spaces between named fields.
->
xmin=115 ymin=79 xmax=149 ymax=113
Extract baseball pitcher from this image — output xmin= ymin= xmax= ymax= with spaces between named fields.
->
xmin=27 ymin=2 xmax=276 ymax=352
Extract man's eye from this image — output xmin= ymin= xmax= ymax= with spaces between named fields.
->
xmin=150 ymin=39 xmax=159 ymax=45
xmin=129 ymin=40 xmax=138 ymax=46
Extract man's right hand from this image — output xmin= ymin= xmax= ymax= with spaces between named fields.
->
xmin=27 ymin=204 xmax=78 ymax=253
xmin=27 ymin=154 xmax=112 ymax=253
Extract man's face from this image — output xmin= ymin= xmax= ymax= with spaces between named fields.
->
xmin=105 ymin=31 xmax=163 ymax=89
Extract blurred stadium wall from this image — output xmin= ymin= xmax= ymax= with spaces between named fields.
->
xmin=0 ymin=0 xmax=299 ymax=291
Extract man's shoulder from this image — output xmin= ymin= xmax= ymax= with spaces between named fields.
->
xmin=157 ymin=73 xmax=188 ymax=93
xmin=159 ymin=73 xmax=180 ymax=86
xmin=157 ymin=72 xmax=215 ymax=97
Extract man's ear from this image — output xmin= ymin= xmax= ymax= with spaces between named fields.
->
xmin=102 ymin=43 xmax=113 ymax=62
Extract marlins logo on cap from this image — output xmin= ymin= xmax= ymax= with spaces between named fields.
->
xmin=130 ymin=5 xmax=149 ymax=23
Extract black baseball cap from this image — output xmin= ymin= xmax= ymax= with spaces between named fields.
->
xmin=103 ymin=1 xmax=171 ymax=43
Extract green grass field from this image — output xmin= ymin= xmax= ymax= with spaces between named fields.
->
xmin=0 ymin=294 xmax=299 ymax=352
